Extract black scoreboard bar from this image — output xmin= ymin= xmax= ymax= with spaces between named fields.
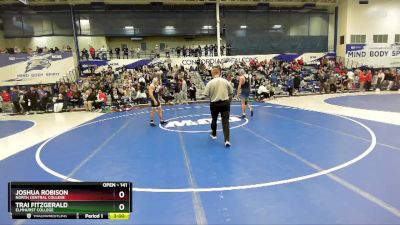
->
xmin=8 ymin=182 xmax=132 ymax=220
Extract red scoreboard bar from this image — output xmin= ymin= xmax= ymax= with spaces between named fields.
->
xmin=8 ymin=182 xmax=132 ymax=220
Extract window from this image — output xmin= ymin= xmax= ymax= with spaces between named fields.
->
xmin=141 ymin=43 xmax=147 ymax=51
xmin=160 ymin=43 xmax=165 ymax=51
xmin=395 ymin=34 xmax=400 ymax=43
xmin=373 ymin=34 xmax=388 ymax=43
xmin=340 ymin=35 xmax=345 ymax=45
xmin=350 ymin=35 xmax=366 ymax=44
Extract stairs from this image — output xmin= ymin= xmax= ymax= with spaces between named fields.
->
xmin=189 ymin=71 xmax=207 ymax=99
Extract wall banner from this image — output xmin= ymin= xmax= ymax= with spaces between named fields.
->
xmin=0 ymin=52 xmax=74 ymax=86
xmin=346 ymin=43 xmax=400 ymax=68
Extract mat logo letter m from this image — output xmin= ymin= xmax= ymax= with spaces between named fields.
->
xmin=164 ymin=117 xmax=241 ymax=128
xmin=165 ymin=120 xmax=199 ymax=128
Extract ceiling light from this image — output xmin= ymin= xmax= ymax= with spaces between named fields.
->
xmin=165 ymin=26 xmax=175 ymax=29
xmin=273 ymin=25 xmax=282 ymax=29
xmin=18 ymin=0 xmax=28 ymax=5
xmin=202 ymin=25 xmax=212 ymax=29
xmin=240 ymin=25 xmax=247 ymax=29
xmin=131 ymin=37 xmax=143 ymax=41
xmin=80 ymin=19 xmax=89 ymax=24
xmin=124 ymin=26 xmax=134 ymax=29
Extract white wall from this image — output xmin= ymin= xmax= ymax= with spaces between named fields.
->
xmin=337 ymin=0 xmax=400 ymax=57
xmin=0 ymin=30 xmax=5 ymax=49
xmin=77 ymin=36 xmax=107 ymax=50
xmin=0 ymin=36 xmax=74 ymax=50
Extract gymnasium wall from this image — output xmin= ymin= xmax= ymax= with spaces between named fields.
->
xmin=1 ymin=36 xmax=74 ymax=50
xmin=0 ymin=30 xmax=5 ymax=47
xmin=224 ymin=11 xmax=330 ymax=55
xmin=0 ymin=35 xmax=222 ymax=53
xmin=1 ymin=6 xmax=332 ymax=55
xmin=337 ymin=0 xmax=400 ymax=58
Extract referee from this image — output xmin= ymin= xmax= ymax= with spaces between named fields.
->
xmin=204 ymin=65 xmax=234 ymax=147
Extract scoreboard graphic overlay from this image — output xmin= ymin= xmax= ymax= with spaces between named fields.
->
xmin=8 ymin=182 xmax=132 ymax=220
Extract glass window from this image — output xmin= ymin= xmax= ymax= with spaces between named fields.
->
xmin=350 ymin=35 xmax=366 ymax=44
xmin=373 ymin=34 xmax=388 ymax=43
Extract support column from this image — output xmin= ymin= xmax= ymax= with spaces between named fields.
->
xmin=334 ymin=6 xmax=339 ymax=53
xmin=216 ymin=0 xmax=221 ymax=59
xmin=70 ymin=5 xmax=80 ymax=75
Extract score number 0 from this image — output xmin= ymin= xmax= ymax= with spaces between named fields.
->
xmin=118 ymin=191 xmax=125 ymax=211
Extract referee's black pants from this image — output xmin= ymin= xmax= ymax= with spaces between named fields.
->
xmin=210 ymin=100 xmax=230 ymax=142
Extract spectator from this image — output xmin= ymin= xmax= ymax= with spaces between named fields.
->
xmin=173 ymin=78 xmax=182 ymax=104
xmin=19 ymin=89 xmax=27 ymax=113
xmin=328 ymin=72 xmax=337 ymax=93
xmin=384 ymin=69 xmax=396 ymax=90
xmin=25 ymin=86 xmax=38 ymax=113
xmin=257 ymin=83 xmax=269 ymax=101
xmin=135 ymin=89 xmax=147 ymax=104
xmin=318 ymin=68 xmax=328 ymax=94
xmin=111 ymin=87 xmax=122 ymax=110
xmin=10 ymin=87 xmax=21 ymax=113
xmin=1 ymin=90 xmax=12 ymax=113
xmin=0 ymin=93 xmax=3 ymax=113
xmin=84 ymin=90 xmax=95 ymax=111
xmin=136 ymin=48 xmax=141 ymax=58
xmin=81 ymin=48 xmax=89 ymax=60
xmin=53 ymin=93 xmax=65 ymax=113
xmin=188 ymin=82 xmax=197 ymax=101
xmin=180 ymin=78 xmax=188 ymax=104
xmin=115 ymin=47 xmax=121 ymax=59
xmin=287 ymin=75 xmax=294 ymax=96
xmin=359 ymin=70 xmax=366 ymax=91
xmin=293 ymin=74 xmax=301 ymax=95
xmin=37 ymin=86 xmax=46 ymax=111
xmin=130 ymin=47 xmax=135 ymax=59
xmin=376 ymin=69 xmax=385 ymax=90
xmin=70 ymin=89 xmax=82 ymax=108
xmin=165 ymin=45 xmax=170 ymax=58
xmin=94 ymin=90 xmax=107 ymax=112
xmin=347 ymin=69 xmax=355 ymax=90
xmin=340 ymin=73 xmax=350 ymax=93
xmin=100 ymin=46 xmax=107 ymax=60
xmin=108 ymin=48 xmax=113 ymax=59
xmin=365 ymin=70 xmax=373 ymax=91
xmin=266 ymin=81 xmax=275 ymax=99
xmin=123 ymin=46 xmax=129 ymax=59
xmin=161 ymin=88 xmax=174 ymax=104
xmin=89 ymin=46 xmax=96 ymax=59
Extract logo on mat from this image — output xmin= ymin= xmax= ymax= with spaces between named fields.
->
xmin=160 ymin=114 xmax=247 ymax=133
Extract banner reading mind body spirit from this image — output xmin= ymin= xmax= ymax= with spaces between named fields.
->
xmin=346 ymin=44 xmax=400 ymax=68
xmin=0 ymin=52 xmax=74 ymax=86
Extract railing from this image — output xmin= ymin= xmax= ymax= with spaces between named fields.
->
xmin=60 ymin=68 xmax=79 ymax=83
xmin=335 ymin=56 xmax=362 ymax=69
